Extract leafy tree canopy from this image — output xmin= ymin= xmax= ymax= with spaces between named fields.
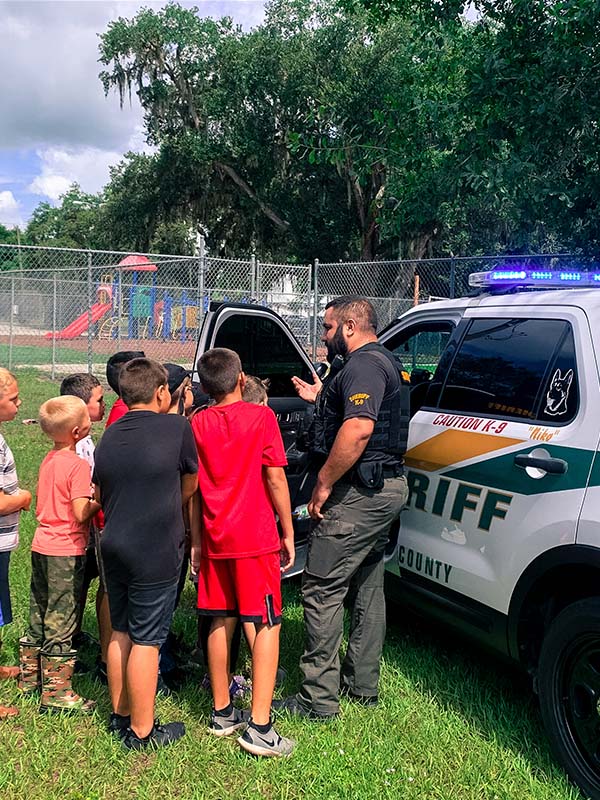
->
xmin=22 ymin=0 xmax=600 ymax=267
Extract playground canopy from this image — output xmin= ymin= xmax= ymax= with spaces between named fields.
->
xmin=117 ymin=254 xmax=158 ymax=272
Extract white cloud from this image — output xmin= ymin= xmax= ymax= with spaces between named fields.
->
xmin=0 ymin=1 xmax=265 ymax=218
xmin=28 ymin=146 xmax=125 ymax=200
xmin=0 ymin=1 xmax=265 ymax=152
xmin=0 ymin=191 xmax=24 ymax=228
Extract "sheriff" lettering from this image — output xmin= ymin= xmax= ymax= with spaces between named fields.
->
xmin=406 ymin=469 xmax=512 ymax=532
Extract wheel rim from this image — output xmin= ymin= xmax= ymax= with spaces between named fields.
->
xmin=559 ymin=634 xmax=600 ymax=781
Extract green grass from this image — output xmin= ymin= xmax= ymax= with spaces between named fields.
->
xmin=0 ymin=344 xmax=106 ymax=366
xmin=0 ymin=371 xmax=583 ymax=800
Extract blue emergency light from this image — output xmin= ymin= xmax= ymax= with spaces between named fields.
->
xmin=469 ymin=268 xmax=600 ymax=290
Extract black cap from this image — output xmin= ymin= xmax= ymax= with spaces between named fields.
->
xmin=106 ymin=350 xmax=145 ymax=394
xmin=190 ymin=380 xmax=209 ymax=409
xmin=164 ymin=363 xmax=190 ymax=394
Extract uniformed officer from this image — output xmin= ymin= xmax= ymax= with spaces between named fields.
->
xmin=280 ymin=296 xmax=409 ymax=719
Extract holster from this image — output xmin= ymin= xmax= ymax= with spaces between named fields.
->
xmin=352 ymin=461 xmax=385 ymax=491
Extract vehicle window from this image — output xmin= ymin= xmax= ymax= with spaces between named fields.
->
xmin=386 ymin=321 xmax=454 ymax=383
xmin=212 ymin=313 xmax=313 ymax=397
xmin=385 ymin=321 xmax=454 ymax=417
xmin=436 ymin=318 xmax=571 ymax=421
xmin=537 ymin=326 xmax=578 ymax=423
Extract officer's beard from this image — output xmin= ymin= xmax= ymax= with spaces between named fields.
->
xmin=327 ymin=326 xmax=348 ymax=363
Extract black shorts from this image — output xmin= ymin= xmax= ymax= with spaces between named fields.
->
xmin=83 ymin=529 xmax=107 ymax=593
xmin=105 ymin=574 xmax=179 ymax=646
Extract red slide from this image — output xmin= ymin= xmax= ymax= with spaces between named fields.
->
xmin=44 ymin=302 xmax=112 ymax=340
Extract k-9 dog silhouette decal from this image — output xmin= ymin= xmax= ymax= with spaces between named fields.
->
xmin=545 ymin=368 xmax=574 ymax=416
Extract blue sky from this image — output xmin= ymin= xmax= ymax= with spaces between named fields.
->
xmin=0 ymin=1 xmax=266 ymax=229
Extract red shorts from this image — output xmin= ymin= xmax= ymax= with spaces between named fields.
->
xmin=197 ymin=552 xmax=282 ymax=625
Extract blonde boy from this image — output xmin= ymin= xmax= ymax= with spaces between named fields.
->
xmin=20 ymin=396 xmax=100 ymax=714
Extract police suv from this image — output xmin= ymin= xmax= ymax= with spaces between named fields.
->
xmin=195 ymin=270 xmax=600 ymax=799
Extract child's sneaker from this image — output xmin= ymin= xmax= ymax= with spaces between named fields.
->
xmin=275 ymin=666 xmax=287 ymax=688
xmin=229 ymin=674 xmax=251 ymax=701
xmin=122 ymin=720 xmax=185 ymax=750
xmin=238 ymin=720 xmax=295 ymax=758
xmin=209 ymin=705 xmax=250 ymax=737
xmin=200 ymin=672 xmax=211 ymax=691
xmin=108 ymin=712 xmax=131 ymax=739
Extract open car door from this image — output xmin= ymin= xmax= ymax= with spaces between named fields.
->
xmin=193 ymin=302 xmax=317 ymax=575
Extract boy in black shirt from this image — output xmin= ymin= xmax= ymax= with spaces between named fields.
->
xmin=93 ymin=358 xmax=198 ymax=750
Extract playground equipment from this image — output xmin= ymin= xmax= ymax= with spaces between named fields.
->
xmin=46 ymin=253 xmax=208 ymax=342
xmin=47 ymin=255 xmax=159 ymax=340
xmin=44 ymin=300 xmax=112 ymax=340
xmin=97 ymin=254 xmax=159 ymax=339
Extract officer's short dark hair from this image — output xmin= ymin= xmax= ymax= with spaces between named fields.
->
xmin=60 ymin=373 xmax=100 ymax=404
xmin=326 ymin=296 xmax=377 ymax=333
xmin=106 ymin=350 xmax=145 ymax=394
xmin=119 ymin=358 xmax=167 ymax=407
xmin=197 ymin=348 xmax=242 ymax=398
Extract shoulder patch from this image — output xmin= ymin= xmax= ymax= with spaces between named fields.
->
xmin=349 ymin=392 xmax=370 ymax=406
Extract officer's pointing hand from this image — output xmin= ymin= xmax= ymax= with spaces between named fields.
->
xmin=292 ymin=373 xmax=322 ymax=404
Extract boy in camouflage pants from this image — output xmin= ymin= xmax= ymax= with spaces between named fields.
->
xmin=19 ymin=396 xmax=101 ymax=713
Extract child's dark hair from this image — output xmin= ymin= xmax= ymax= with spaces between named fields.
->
xmin=106 ymin=351 xmax=145 ymax=395
xmin=197 ymin=348 xmax=242 ymax=398
xmin=119 ymin=358 xmax=167 ymax=407
xmin=60 ymin=373 xmax=100 ymax=404
xmin=243 ymin=375 xmax=269 ymax=405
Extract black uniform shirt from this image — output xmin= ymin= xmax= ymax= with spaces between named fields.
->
xmin=324 ymin=342 xmax=402 ymax=465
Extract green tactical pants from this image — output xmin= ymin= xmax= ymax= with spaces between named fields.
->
xmin=27 ymin=553 xmax=85 ymax=655
xmin=298 ymin=474 xmax=408 ymax=715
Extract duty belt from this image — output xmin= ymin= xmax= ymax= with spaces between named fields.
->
xmin=345 ymin=463 xmax=404 ymax=486
xmin=381 ymin=465 xmax=404 ymax=479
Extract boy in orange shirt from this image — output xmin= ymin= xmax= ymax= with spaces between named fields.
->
xmin=19 ymin=396 xmax=100 ymax=713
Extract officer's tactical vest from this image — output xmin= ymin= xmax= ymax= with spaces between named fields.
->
xmin=308 ymin=342 xmax=410 ymax=464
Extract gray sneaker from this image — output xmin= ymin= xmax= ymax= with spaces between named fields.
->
xmin=209 ymin=706 xmax=250 ymax=737
xmin=238 ymin=721 xmax=295 ymax=758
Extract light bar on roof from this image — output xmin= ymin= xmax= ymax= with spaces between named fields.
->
xmin=469 ymin=268 xmax=600 ymax=289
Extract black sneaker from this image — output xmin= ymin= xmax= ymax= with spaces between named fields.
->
xmin=209 ymin=706 xmax=250 ymax=737
xmin=275 ymin=666 xmax=288 ymax=688
xmin=108 ymin=712 xmax=131 ymax=739
xmin=73 ymin=631 xmax=99 ymax=650
xmin=122 ymin=721 xmax=185 ymax=750
xmin=340 ymin=685 xmax=378 ymax=707
xmin=238 ymin=720 xmax=295 ymax=758
xmin=272 ymin=695 xmax=337 ymax=721
xmin=156 ymin=672 xmax=172 ymax=698
xmin=94 ymin=660 xmax=108 ymax=686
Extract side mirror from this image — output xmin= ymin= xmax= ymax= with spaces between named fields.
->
xmin=410 ymin=368 xmax=432 ymax=386
xmin=313 ymin=362 xmax=329 ymax=379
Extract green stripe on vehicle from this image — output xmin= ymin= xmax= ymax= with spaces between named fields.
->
xmin=442 ymin=445 xmax=594 ymax=496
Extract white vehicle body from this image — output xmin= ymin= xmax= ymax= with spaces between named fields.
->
xmin=194 ymin=280 xmax=600 ymax=798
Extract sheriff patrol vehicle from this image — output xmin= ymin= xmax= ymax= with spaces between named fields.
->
xmin=195 ymin=269 xmax=600 ymax=799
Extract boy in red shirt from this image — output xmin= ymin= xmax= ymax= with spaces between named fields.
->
xmin=105 ymin=351 xmax=144 ymax=427
xmin=191 ymin=348 xmax=295 ymax=757
xmin=21 ymin=396 xmax=100 ymax=713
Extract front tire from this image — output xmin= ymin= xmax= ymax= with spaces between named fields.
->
xmin=538 ymin=598 xmax=600 ymax=799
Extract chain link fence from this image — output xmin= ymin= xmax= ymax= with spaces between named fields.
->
xmin=0 ymin=244 xmax=312 ymax=378
xmin=0 ymin=244 xmax=596 ymax=378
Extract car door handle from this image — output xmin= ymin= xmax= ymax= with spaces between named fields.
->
xmin=514 ymin=454 xmax=568 ymax=475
